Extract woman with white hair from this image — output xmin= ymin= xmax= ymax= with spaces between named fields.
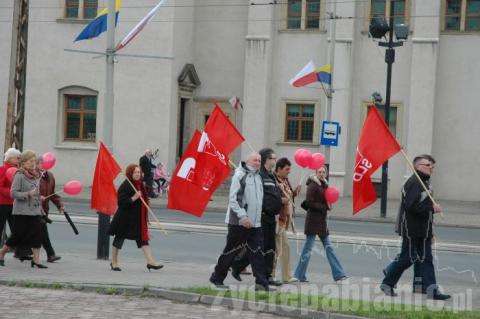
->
xmin=0 ymin=148 xmax=21 ymax=245
xmin=0 ymin=150 xmax=47 ymax=268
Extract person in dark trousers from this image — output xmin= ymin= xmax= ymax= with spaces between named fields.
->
xmin=231 ymin=148 xmax=283 ymax=286
xmin=38 ymin=157 xmax=64 ymax=263
xmin=139 ymin=149 xmax=155 ymax=198
xmin=108 ymin=164 xmax=163 ymax=272
xmin=380 ymin=154 xmax=451 ymax=300
xmin=209 ymin=153 xmax=272 ymax=291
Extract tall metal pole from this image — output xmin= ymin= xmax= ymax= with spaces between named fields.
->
xmin=97 ymin=0 xmax=116 ymax=260
xmin=324 ymin=0 xmax=336 ymax=169
xmin=380 ymin=2 xmax=396 ymax=218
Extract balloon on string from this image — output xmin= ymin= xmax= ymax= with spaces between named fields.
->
xmin=294 ymin=149 xmax=313 ymax=168
xmin=41 ymin=152 xmax=56 ymax=170
xmin=6 ymin=167 xmax=17 ymax=182
xmin=64 ymin=180 xmax=82 ymax=195
xmin=308 ymin=153 xmax=326 ymax=170
xmin=324 ymin=186 xmax=340 ymax=204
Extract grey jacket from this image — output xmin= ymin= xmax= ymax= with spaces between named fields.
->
xmin=225 ymin=162 xmax=263 ymax=228
xmin=10 ymin=170 xmax=42 ymax=216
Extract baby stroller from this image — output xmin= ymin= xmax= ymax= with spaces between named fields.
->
xmin=153 ymin=163 xmax=170 ymax=197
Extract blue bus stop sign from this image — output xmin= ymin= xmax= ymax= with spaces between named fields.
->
xmin=320 ymin=121 xmax=340 ymax=146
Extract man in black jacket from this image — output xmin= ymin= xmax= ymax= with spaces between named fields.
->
xmin=380 ymin=154 xmax=450 ymax=300
xmin=139 ymin=149 xmax=155 ymax=197
xmin=231 ymin=148 xmax=283 ymax=286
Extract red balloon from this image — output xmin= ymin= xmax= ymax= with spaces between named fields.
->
xmin=6 ymin=167 xmax=17 ymax=182
xmin=298 ymin=150 xmax=313 ymax=168
xmin=308 ymin=153 xmax=326 ymax=170
xmin=41 ymin=152 xmax=56 ymax=170
xmin=324 ymin=186 xmax=340 ymax=204
xmin=293 ymin=149 xmax=306 ymax=167
xmin=64 ymin=180 xmax=82 ymax=195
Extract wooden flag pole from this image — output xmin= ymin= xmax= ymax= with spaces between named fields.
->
xmin=121 ymin=173 xmax=167 ymax=234
xmin=43 ymin=190 xmax=64 ymax=200
xmin=399 ymin=149 xmax=443 ymax=217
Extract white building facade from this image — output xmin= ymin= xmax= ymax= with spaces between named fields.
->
xmin=0 ymin=0 xmax=479 ymax=202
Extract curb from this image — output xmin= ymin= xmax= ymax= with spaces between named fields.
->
xmin=0 ymin=280 xmax=370 ymax=319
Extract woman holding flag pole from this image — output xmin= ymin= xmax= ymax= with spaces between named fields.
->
xmin=107 ymin=164 xmax=163 ymax=272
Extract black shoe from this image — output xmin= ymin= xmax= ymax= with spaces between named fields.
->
xmin=255 ymin=284 xmax=276 ymax=292
xmin=0 ymin=260 xmax=4 ymax=267
xmin=31 ymin=261 xmax=48 ymax=269
xmin=209 ymin=276 xmax=228 ymax=289
xmin=428 ymin=290 xmax=451 ymax=300
xmin=47 ymin=256 xmax=61 ymax=263
xmin=110 ymin=263 xmax=121 ymax=271
xmin=19 ymin=256 xmax=33 ymax=262
xmin=146 ymin=263 xmax=164 ymax=271
xmin=268 ymin=277 xmax=282 ymax=286
xmin=380 ymin=284 xmax=397 ymax=297
xmin=231 ymin=268 xmax=242 ymax=282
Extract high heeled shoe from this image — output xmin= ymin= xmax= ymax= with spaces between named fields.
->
xmin=0 ymin=259 xmax=4 ymax=267
xmin=110 ymin=262 xmax=121 ymax=271
xmin=146 ymin=263 xmax=163 ymax=271
xmin=31 ymin=261 xmax=48 ymax=269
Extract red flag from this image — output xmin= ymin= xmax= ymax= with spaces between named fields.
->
xmin=353 ymin=107 xmax=401 ymax=215
xmin=167 ymin=130 xmax=212 ymax=217
xmin=91 ymin=142 xmax=122 ymax=215
xmin=204 ymin=104 xmax=245 ymax=154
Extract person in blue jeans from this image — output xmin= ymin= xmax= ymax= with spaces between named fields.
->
xmin=294 ymin=166 xmax=348 ymax=283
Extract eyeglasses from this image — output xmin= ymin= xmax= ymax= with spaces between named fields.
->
xmin=269 ymin=157 xmax=276 ymax=160
xmin=419 ymin=163 xmax=434 ymax=168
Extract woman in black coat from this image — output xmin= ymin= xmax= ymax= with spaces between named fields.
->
xmin=294 ymin=166 xmax=348 ymax=283
xmin=108 ymin=164 xmax=163 ymax=271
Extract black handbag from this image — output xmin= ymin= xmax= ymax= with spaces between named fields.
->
xmin=300 ymin=200 xmax=309 ymax=211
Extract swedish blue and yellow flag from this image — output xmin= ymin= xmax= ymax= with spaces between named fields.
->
xmin=74 ymin=0 xmax=122 ymax=42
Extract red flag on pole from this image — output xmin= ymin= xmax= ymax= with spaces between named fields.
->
xmin=167 ymin=130 xmax=213 ymax=217
xmin=91 ymin=142 xmax=122 ymax=215
xmin=353 ymin=107 xmax=401 ymax=215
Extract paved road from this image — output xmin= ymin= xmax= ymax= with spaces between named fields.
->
xmin=0 ymin=286 xmax=281 ymax=319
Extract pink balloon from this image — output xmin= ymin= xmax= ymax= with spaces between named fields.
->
xmin=41 ymin=152 xmax=56 ymax=170
xmin=308 ymin=153 xmax=326 ymax=170
xmin=64 ymin=180 xmax=82 ymax=195
xmin=298 ymin=150 xmax=313 ymax=168
xmin=324 ymin=186 xmax=340 ymax=204
xmin=6 ymin=167 xmax=17 ymax=182
xmin=293 ymin=149 xmax=306 ymax=167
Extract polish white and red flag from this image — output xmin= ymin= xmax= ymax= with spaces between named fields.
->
xmin=116 ymin=0 xmax=166 ymax=51
xmin=229 ymin=96 xmax=243 ymax=111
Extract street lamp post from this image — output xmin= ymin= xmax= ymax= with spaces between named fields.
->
xmin=369 ymin=1 xmax=409 ymax=218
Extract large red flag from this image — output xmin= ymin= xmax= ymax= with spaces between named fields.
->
xmin=353 ymin=107 xmax=401 ymax=215
xmin=91 ymin=142 xmax=122 ymax=215
xmin=167 ymin=130 xmax=212 ymax=217
xmin=192 ymin=104 xmax=244 ymax=190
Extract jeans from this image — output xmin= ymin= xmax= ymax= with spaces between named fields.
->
xmin=294 ymin=235 xmax=346 ymax=281
xmin=382 ymin=237 xmax=437 ymax=291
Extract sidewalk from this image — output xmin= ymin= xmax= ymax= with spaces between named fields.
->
xmin=66 ymin=187 xmax=480 ymax=228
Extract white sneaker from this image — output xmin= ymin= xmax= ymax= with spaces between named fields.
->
xmin=285 ymin=277 xmax=299 ymax=283
xmin=335 ymin=276 xmax=349 ymax=284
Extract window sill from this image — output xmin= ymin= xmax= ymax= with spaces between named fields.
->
xmin=54 ymin=143 xmax=98 ymax=151
xmin=276 ymin=141 xmax=320 ymax=147
xmin=278 ymin=28 xmax=327 ymax=34
xmin=56 ymin=18 xmax=93 ymax=25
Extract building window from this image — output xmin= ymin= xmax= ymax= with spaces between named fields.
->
xmin=444 ymin=0 xmax=480 ymax=31
xmin=369 ymin=0 xmax=409 ymax=26
xmin=285 ymin=104 xmax=315 ymax=142
xmin=64 ymin=95 xmax=97 ymax=142
xmin=65 ymin=0 xmax=97 ymax=19
xmin=83 ymin=0 xmax=98 ymax=19
xmin=285 ymin=0 xmax=324 ymax=30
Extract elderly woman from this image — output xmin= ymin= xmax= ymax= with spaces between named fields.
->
xmin=0 ymin=148 xmax=21 ymax=244
xmin=0 ymin=150 xmax=47 ymax=268
xmin=108 ymin=164 xmax=163 ymax=272
xmin=293 ymin=166 xmax=348 ymax=283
